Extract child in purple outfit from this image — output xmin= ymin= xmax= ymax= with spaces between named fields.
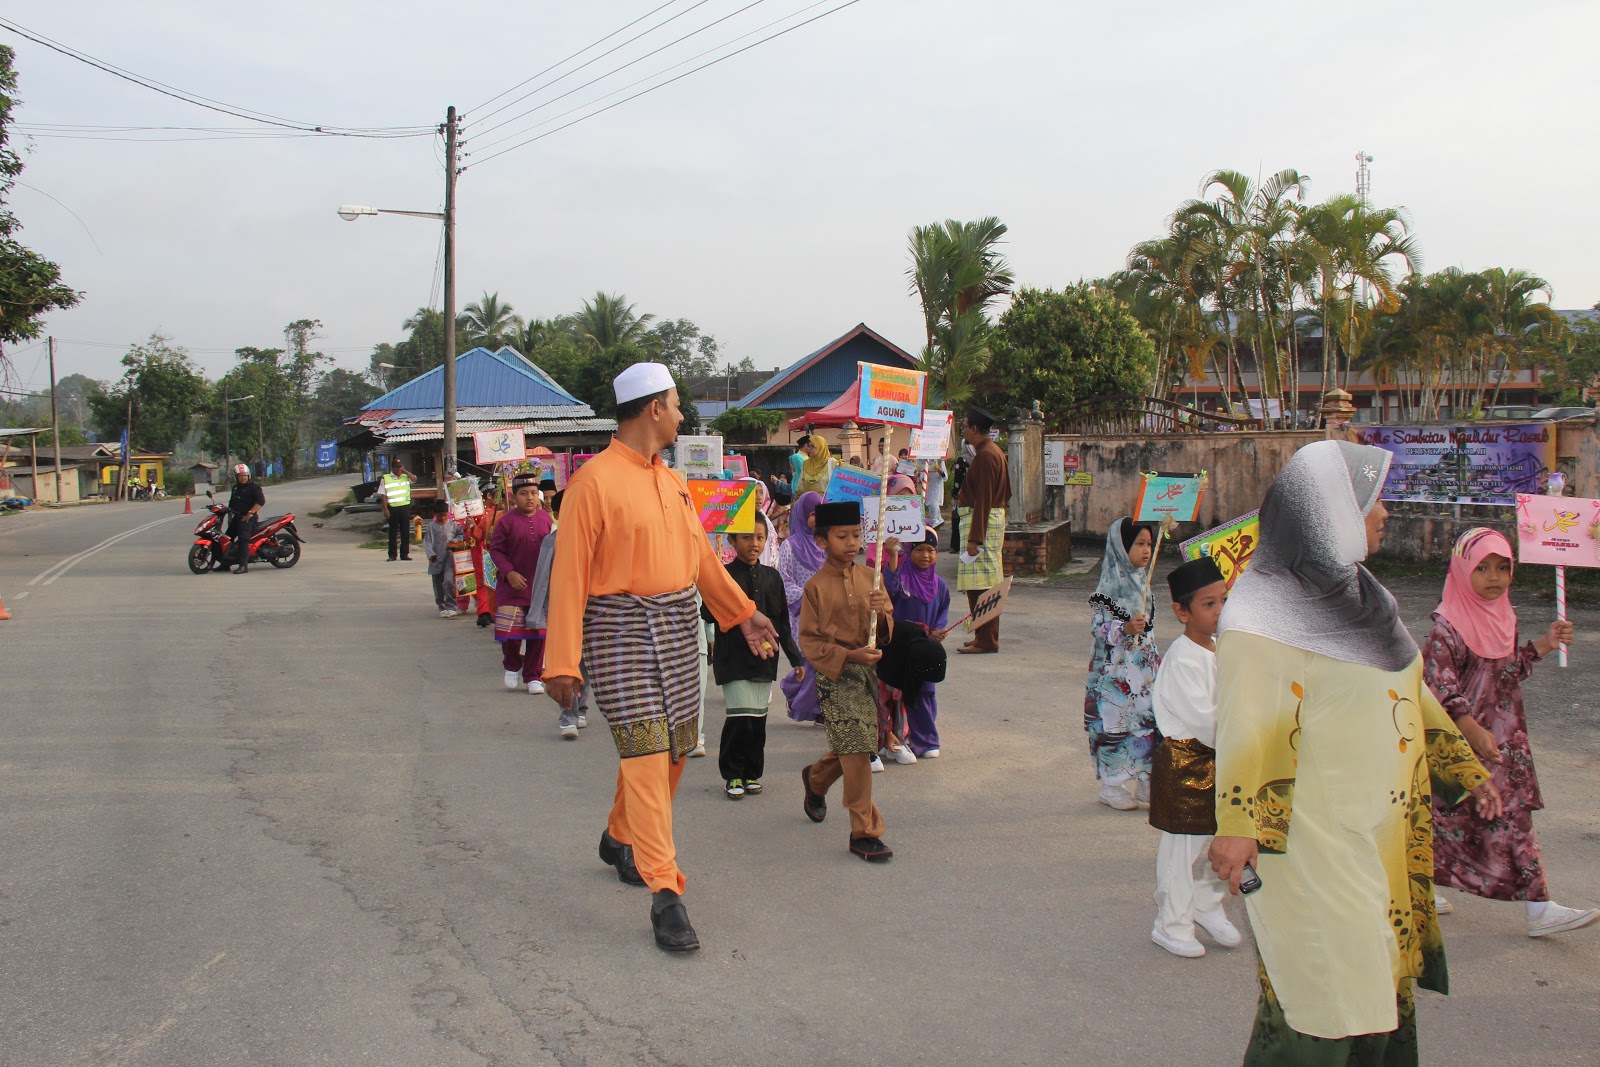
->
xmin=881 ymin=529 xmax=951 ymax=758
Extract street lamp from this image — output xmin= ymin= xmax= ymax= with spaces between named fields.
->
xmin=224 ymin=389 xmax=255 ymax=480
xmin=337 ymin=106 xmax=459 ymax=482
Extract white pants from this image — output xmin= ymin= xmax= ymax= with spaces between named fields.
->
xmin=1153 ymin=831 xmax=1228 ymax=942
xmin=924 ymin=473 xmax=945 ymax=527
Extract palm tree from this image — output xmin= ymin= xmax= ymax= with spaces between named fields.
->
xmin=906 ymin=217 xmax=1014 ymax=409
xmin=459 ymin=291 xmax=523 ymax=349
xmin=1476 ymin=268 xmax=1558 ymax=410
xmin=572 ymin=291 xmax=655 ymax=352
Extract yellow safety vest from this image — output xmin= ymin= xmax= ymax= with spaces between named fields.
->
xmin=382 ymin=474 xmax=412 ymax=507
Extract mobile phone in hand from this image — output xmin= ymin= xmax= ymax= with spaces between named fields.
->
xmin=1240 ymin=862 xmax=1262 ymax=895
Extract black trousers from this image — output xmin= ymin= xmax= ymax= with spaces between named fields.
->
xmin=718 ymin=715 xmax=767 ymax=782
xmin=386 ymin=505 xmax=412 ymax=559
xmin=226 ymin=514 xmax=258 ymax=567
xmin=948 ymin=509 xmax=962 ymax=553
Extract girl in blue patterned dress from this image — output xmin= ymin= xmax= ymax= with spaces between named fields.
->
xmin=1084 ymin=516 xmax=1160 ymax=809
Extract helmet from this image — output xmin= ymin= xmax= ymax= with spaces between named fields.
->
xmin=234 ymin=463 xmax=250 ymax=476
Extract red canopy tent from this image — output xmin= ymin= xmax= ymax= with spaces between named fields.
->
xmin=787 ymin=380 xmax=886 ymax=431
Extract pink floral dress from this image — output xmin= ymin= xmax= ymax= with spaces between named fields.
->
xmin=1424 ymin=614 xmax=1549 ymax=901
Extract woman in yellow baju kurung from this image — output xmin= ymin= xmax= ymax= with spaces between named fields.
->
xmin=1211 ymin=440 xmax=1500 ymax=1066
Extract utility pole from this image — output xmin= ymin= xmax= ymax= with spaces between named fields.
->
xmin=224 ymin=383 xmax=231 ymax=476
xmin=48 ymin=336 xmax=61 ymax=502
xmin=441 ymin=104 xmax=459 ymax=482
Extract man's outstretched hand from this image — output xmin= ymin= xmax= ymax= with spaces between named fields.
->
xmin=739 ymin=610 xmax=782 ymax=658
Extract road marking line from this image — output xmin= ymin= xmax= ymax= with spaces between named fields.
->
xmin=27 ymin=513 xmax=188 ymax=586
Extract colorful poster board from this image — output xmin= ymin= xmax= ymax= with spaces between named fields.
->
xmin=571 ymin=453 xmax=598 ymax=475
xmin=1180 ymin=510 xmax=1261 ymax=590
xmin=909 ymin=409 xmax=953 ymax=459
xmin=473 ymin=427 xmax=527 ymax=465
xmin=1133 ymin=472 xmax=1206 ymax=523
xmin=861 ymin=495 xmax=926 ymax=545
xmin=895 ymin=459 xmax=919 ymax=477
xmin=857 ymin=363 xmax=927 ymax=427
xmin=724 ymin=455 xmax=749 ymax=479
xmin=676 ymin=436 xmax=724 ymax=480
xmin=452 ymin=548 xmax=477 ymax=597
xmin=1352 ymin=424 xmax=1556 ymax=505
xmin=687 ymin=479 xmax=759 ymax=534
xmin=824 ymin=465 xmax=883 ymax=503
xmin=1515 ymin=495 xmax=1600 ymax=568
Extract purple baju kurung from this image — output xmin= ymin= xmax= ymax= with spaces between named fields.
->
xmin=882 ymin=553 xmax=950 ymax=756
xmin=1425 ymin=614 xmax=1549 ymax=901
xmin=489 ymin=507 xmax=554 ymax=683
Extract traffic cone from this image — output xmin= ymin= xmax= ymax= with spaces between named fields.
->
xmin=0 ymin=594 xmax=11 ymax=621
xmin=183 ymin=495 xmax=193 ymax=515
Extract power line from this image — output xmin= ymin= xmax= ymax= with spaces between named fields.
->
xmin=468 ymin=0 xmax=830 ymax=157
xmin=466 ymin=0 xmax=864 ymax=170
xmin=465 ymin=0 xmax=772 ymax=148
xmin=462 ymin=0 xmax=720 ymax=132
xmin=0 ymin=17 xmax=435 ymax=138
xmin=465 ymin=0 xmax=684 ymax=117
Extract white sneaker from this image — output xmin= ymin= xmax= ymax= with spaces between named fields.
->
xmin=527 ymin=680 xmax=546 ymax=695
xmin=576 ymin=714 xmax=588 ymax=728
xmin=1151 ymin=928 xmax=1205 ymax=958
xmin=1527 ymin=902 xmax=1600 ymax=938
xmin=689 ymin=744 xmax=707 ymax=758
xmin=1100 ymin=782 xmax=1138 ymax=810
xmin=439 ymin=609 xmax=452 ymax=618
xmin=1434 ymin=890 xmax=1454 ymax=915
xmin=503 ymin=670 xmax=521 ymax=690
xmin=885 ymin=745 xmax=917 ymax=765
xmin=869 ymin=755 xmax=885 ymax=773
xmin=1134 ymin=779 xmax=1152 ymax=806
xmin=559 ymin=723 xmax=579 ymax=740
xmin=1195 ymin=911 xmax=1243 ymax=947
xmin=446 ymin=609 xmax=460 ymax=618
xmin=922 ymin=748 xmax=941 ymax=758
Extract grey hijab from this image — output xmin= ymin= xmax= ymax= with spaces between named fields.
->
xmin=1218 ymin=440 xmax=1417 ymax=671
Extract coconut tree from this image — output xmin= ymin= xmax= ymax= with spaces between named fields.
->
xmin=906 ymin=217 xmax=1014 ymax=409
xmin=1475 ymin=268 xmax=1559 ymax=410
xmin=459 ymin=291 xmax=522 ymax=349
xmin=571 ymin=291 xmax=655 ymax=352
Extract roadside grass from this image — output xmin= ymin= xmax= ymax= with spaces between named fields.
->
xmin=314 ymin=490 xmax=355 ymax=519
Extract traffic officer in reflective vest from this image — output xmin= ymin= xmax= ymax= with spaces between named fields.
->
xmin=379 ymin=463 xmax=415 ymax=562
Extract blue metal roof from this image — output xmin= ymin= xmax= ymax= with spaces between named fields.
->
xmin=737 ymin=324 xmax=919 ymax=411
xmin=362 ymin=346 xmax=590 ymax=412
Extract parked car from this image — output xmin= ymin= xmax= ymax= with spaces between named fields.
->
xmin=1486 ymin=405 xmax=1540 ymax=420
xmin=1532 ymin=406 xmax=1597 ymax=421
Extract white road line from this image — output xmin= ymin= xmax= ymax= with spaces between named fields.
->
xmin=27 ymin=513 xmax=189 ymax=587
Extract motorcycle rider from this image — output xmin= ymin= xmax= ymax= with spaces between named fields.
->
xmin=222 ymin=463 xmax=265 ymax=574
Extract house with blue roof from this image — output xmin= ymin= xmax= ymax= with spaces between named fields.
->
xmin=734 ymin=323 xmax=920 ymax=444
xmin=340 ymin=346 xmax=616 ymax=478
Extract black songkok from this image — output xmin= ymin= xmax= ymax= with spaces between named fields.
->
xmin=1167 ymin=556 xmax=1226 ymax=602
xmin=813 ymin=500 xmax=862 ymax=531
xmin=965 ymin=405 xmax=997 ymax=432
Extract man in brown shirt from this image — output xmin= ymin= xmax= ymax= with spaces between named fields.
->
xmin=955 ymin=406 xmax=1012 ymax=653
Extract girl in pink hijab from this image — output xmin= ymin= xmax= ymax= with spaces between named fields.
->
xmin=1425 ymin=527 xmax=1593 ymax=937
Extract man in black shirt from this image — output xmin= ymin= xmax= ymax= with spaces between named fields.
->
xmin=224 ymin=463 xmax=265 ymax=574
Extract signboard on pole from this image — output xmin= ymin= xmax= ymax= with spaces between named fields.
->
xmin=1515 ymin=494 xmax=1600 ymax=567
xmin=724 ymin=455 xmax=749 ymax=479
xmin=824 ymin=465 xmax=882 ymax=504
xmin=675 ymin=436 xmax=724 ymax=480
xmin=861 ymin=495 xmax=926 ymax=545
xmin=1133 ymin=471 xmax=1207 ymax=523
xmin=688 ymin=479 xmax=759 ymax=534
xmin=856 ymin=363 xmax=927 ymax=427
xmin=473 ymin=427 xmax=527 ymax=465
xmin=1179 ymin=510 xmax=1261 ymax=590
xmin=909 ymin=408 xmax=953 ymax=459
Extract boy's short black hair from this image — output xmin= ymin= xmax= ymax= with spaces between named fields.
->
xmin=730 ymin=511 xmax=770 ymax=540
xmin=615 ymin=388 xmax=668 ymax=423
xmin=550 ymin=489 xmax=565 ymax=513
xmin=431 ymin=499 xmax=450 ymax=515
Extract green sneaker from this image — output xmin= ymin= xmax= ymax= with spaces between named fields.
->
xmin=725 ymin=779 xmax=745 ymax=800
xmin=744 ymin=779 xmax=763 ymax=795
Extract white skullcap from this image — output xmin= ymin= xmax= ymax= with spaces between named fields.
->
xmin=613 ymin=362 xmax=675 ymax=405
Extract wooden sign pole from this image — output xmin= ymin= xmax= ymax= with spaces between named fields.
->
xmin=867 ymin=424 xmax=895 ymax=647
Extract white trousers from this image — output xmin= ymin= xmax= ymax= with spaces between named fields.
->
xmin=924 ymin=474 xmax=945 ymax=527
xmin=1153 ymin=831 xmax=1228 ymax=942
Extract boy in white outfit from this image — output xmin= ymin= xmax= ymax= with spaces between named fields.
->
xmin=1148 ymin=556 xmax=1241 ymax=958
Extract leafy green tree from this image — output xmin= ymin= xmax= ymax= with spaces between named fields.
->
xmin=571 ymin=342 xmax=697 ymax=429
xmin=709 ymin=405 xmax=782 ymax=443
xmin=983 ymin=285 xmax=1156 ymax=427
xmin=87 ymin=333 xmax=211 ymax=451
xmin=906 ymin=217 xmax=1014 ymax=409
xmin=0 ymin=46 xmax=80 ymax=377
xmin=645 ymin=318 xmax=721 ymax=380
xmin=572 ymin=291 xmax=655 ymax=351
xmin=306 ymin=367 xmax=380 ymax=441
xmin=460 ymin=291 xmax=522 ymax=349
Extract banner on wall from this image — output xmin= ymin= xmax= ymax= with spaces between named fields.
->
xmin=857 ymin=363 xmax=927 ymax=427
xmin=1179 ymin=510 xmax=1261 ymax=589
xmin=687 ymin=479 xmax=759 ymax=534
xmin=1352 ymin=424 xmax=1556 ymax=505
xmin=473 ymin=427 xmax=526 ymax=465
xmin=824 ymin=465 xmax=882 ymax=503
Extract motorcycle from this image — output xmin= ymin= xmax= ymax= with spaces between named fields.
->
xmin=187 ymin=495 xmax=305 ymax=573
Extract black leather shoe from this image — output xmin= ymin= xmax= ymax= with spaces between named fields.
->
xmin=800 ymin=764 xmax=826 ymax=823
xmin=849 ymin=836 xmax=893 ymax=862
xmin=476 ymin=612 xmax=492 ymax=628
xmin=650 ymin=889 xmax=700 ymax=952
xmin=598 ymin=830 xmax=646 ymax=886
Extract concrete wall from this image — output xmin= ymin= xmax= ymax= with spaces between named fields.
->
xmin=1046 ymin=431 xmax=1325 ymax=540
xmin=1007 ymin=417 xmax=1045 ymax=523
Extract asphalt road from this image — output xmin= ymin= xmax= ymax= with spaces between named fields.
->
xmin=0 ymin=478 xmax=1595 ymax=1066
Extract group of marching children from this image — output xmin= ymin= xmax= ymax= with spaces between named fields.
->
xmin=1080 ymin=511 xmax=1595 ymax=959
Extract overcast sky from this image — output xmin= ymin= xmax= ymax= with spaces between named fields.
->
xmin=5 ymin=0 xmax=1598 ymax=394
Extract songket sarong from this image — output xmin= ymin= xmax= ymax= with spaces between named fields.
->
xmin=955 ymin=506 xmax=1006 ymax=592
xmin=493 ymin=604 xmax=543 ymax=642
xmin=582 ymin=587 xmax=702 ymax=761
